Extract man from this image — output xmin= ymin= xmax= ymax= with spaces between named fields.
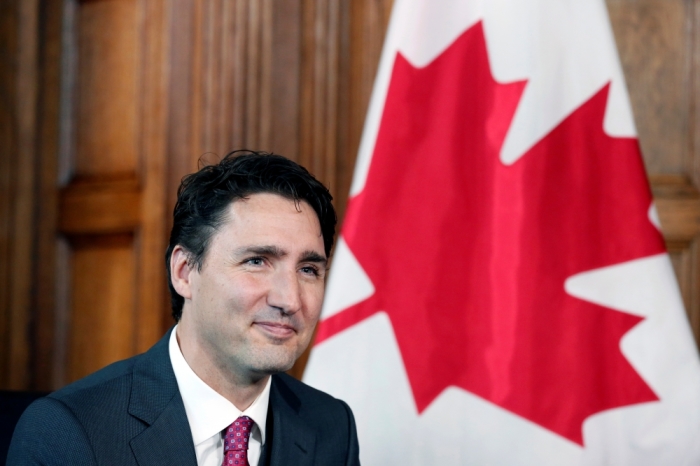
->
xmin=8 ymin=151 xmax=360 ymax=465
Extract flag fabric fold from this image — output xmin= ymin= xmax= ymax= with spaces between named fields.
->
xmin=304 ymin=0 xmax=700 ymax=464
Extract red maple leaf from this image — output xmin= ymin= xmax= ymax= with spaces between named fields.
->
xmin=315 ymin=21 xmax=665 ymax=445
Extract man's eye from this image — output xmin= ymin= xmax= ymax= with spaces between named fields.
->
xmin=300 ymin=266 xmax=320 ymax=276
xmin=245 ymin=257 xmax=265 ymax=266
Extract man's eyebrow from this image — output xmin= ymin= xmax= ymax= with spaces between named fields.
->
xmin=234 ymin=245 xmax=287 ymax=257
xmin=233 ymin=246 xmax=326 ymax=264
xmin=300 ymin=250 xmax=327 ymax=264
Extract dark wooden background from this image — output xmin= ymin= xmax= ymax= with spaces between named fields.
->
xmin=1 ymin=0 xmax=698 ymax=391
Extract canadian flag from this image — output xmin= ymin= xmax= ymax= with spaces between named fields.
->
xmin=303 ymin=0 xmax=700 ymax=464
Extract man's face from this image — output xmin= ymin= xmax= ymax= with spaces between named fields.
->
xmin=179 ymin=193 xmax=327 ymax=379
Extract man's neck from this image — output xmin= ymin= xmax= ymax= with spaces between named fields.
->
xmin=175 ymin=326 xmax=269 ymax=411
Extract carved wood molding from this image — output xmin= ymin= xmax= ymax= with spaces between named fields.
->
xmin=59 ymin=179 xmax=141 ymax=235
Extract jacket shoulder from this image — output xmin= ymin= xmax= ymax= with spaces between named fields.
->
xmin=8 ymin=332 xmax=178 ymax=466
xmin=13 ymin=354 xmax=145 ymax=456
xmin=7 ymin=395 xmax=97 ymax=465
xmin=47 ymin=354 xmax=139 ymax=412
xmin=54 ymin=356 xmax=136 ymax=397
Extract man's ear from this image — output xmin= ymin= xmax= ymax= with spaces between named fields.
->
xmin=170 ymin=245 xmax=195 ymax=300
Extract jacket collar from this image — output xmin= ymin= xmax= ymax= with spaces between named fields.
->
xmin=128 ymin=328 xmax=197 ymax=465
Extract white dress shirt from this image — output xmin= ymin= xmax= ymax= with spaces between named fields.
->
xmin=169 ymin=326 xmax=271 ymax=466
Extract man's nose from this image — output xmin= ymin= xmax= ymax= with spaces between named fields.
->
xmin=268 ymin=268 xmax=302 ymax=315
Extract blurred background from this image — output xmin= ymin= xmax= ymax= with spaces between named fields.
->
xmin=0 ymin=0 xmax=698 ymax=392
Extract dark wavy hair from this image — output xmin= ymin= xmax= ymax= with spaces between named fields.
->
xmin=166 ymin=150 xmax=337 ymax=321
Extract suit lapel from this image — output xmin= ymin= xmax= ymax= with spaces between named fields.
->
xmin=127 ymin=328 xmax=197 ymax=466
xmin=266 ymin=375 xmax=316 ymax=466
xmin=130 ymin=391 xmax=196 ymax=465
xmin=124 ymin=331 xmax=318 ymax=465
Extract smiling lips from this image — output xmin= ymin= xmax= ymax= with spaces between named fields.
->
xmin=254 ymin=321 xmax=297 ymax=339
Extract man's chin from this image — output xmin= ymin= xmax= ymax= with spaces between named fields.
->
xmin=248 ymin=349 xmax=300 ymax=375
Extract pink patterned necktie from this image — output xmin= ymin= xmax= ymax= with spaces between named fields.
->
xmin=222 ymin=416 xmax=254 ymax=466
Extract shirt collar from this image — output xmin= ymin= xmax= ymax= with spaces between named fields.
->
xmin=168 ymin=325 xmax=271 ymax=446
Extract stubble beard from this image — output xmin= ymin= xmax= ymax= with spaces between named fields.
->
xmin=217 ymin=330 xmax=307 ymax=382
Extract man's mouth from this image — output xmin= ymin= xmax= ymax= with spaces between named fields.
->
xmin=253 ymin=321 xmax=296 ymax=339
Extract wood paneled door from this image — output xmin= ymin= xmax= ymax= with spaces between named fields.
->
xmin=1 ymin=0 xmax=698 ymax=391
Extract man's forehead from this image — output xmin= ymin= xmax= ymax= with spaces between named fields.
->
xmin=221 ymin=193 xmax=324 ymax=249
xmin=230 ymin=191 xmax=311 ymax=210
xmin=225 ymin=192 xmax=317 ymax=221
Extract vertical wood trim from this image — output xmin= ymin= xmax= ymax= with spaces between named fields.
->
xmin=0 ymin=0 xmax=39 ymax=389
xmin=0 ymin=5 xmax=12 ymax=386
xmin=135 ymin=0 xmax=170 ymax=352
xmin=200 ymin=0 xmax=218 ymax=153
xmin=49 ymin=0 xmax=78 ymax=387
xmin=186 ymin=0 xmax=276 ymax=159
xmin=0 ymin=0 xmax=19 ymax=388
xmin=52 ymin=238 xmax=71 ymax=387
xmin=298 ymin=0 xmax=341 ymax=183
xmin=231 ymin=0 xmax=247 ymax=150
xmin=57 ymin=0 xmax=77 ymax=185
xmin=689 ymin=7 xmax=696 ymax=188
xmin=8 ymin=0 xmax=39 ymax=390
xmin=245 ymin=0 xmax=261 ymax=148
xmin=267 ymin=0 xmax=301 ymax=159
xmin=259 ymin=0 xmax=273 ymax=150
xmin=333 ymin=0 xmax=352 ymax=222
xmin=325 ymin=0 xmax=340 ymax=190
xmin=298 ymin=0 xmax=315 ymax=167
xmin=33 ymin=0 xmax=63 ymax=391
xmin=189 ymin=0 xmax=204 ymax=162
xmin=691 ymin=0 xmax=700 ymax=344
xmin=220 ymin=0 xmax=234 ymax=151
xmin=164 ymin=0 xmax=195 ymax=244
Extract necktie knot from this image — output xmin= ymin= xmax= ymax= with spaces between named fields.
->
xmin=223 ymin=416 xmax=254 ymax=466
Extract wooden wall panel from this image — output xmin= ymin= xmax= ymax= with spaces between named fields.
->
xmin=32 ymin=0 xmax=63 ymax=391
xmin=0 ymin=0 xmax=39 ymax=390
xmin=166 ymin=0 xmax=279 ymax=219
xmin=299 ymin=0 xmax=340 ymax=187
xmin=608 ymin=0 xmax=689 ymax=175
xmin=75 ymin=0 xmax=139 ymax=177
xmin=45 ymin=0 xmax=170 ymax=388
xmin=195 ymin=0 xmax=272 ymax=157
xmin=163 ymin=0 xmax=392 ymax=242
xmin=67 ymin=236 xmax=135 ymax=381
xmin=134 ymin=0 xmax=169 ymax=353
xmin=269 ymin=0 xmax=302 ymax=159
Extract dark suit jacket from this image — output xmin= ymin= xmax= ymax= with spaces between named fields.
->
xmin=6 ymin=330 xmax=360 ymax=465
